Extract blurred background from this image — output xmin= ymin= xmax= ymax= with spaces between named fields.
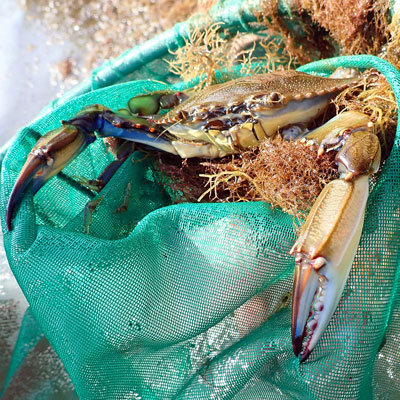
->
xmin=0 ymin=0 xmax=201 ymax=147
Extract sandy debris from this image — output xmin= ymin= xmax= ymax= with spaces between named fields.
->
xmin=22 ymin=0 xmax=210 ymax=87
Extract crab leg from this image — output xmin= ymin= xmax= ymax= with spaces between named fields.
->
xmin=290 ymin=111 xmax=380 ymax=362
xmin=6 ymin=124 xmax=96 ymax=230
xmin=5 ymin=105 xmax=179 ymax=231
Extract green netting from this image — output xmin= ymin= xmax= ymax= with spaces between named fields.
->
xmin=1 ymin=7 xmax=400 ymax=398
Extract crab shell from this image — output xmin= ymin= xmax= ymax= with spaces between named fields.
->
xmin=155 ymin=71 xmax=361 ymax=158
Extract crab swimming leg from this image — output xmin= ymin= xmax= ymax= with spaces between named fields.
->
xmin=290 ymin=111 xmax=381 ymax=362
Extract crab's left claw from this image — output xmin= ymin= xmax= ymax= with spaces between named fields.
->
xmin=6 ymin=123 xmax=96 ymax=231
xmin=290 ymin=111 xmax=381 ymax=362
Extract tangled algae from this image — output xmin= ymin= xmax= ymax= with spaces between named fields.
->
xmin=333 ymin=69 xmax=397 ymax=158
xmin=386 ymin=11 xmax=400 ymax=70
xmin=154 ymin=69 xmax=397 ymax=221
xmin=156 ymin=130 xmax=339 ymax=221
xmin=166 ymin=0 xmax=393 ymax=89
xmin=299 ymin=0 xmax=390 ymax=55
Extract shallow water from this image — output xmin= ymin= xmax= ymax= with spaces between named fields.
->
xmin=0 ymin=0 xmax=196 ymax=147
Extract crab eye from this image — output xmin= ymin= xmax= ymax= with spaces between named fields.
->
xmin=339 ymin=128 xmax=352 ymax=137
xmin=269 ymin=92 xmax=283 ymax=103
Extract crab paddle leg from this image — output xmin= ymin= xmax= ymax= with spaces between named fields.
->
xmin=290 ymin=111 xmax=381 ymax=362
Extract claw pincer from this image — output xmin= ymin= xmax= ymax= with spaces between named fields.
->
xmin=290 ymin=111 xmax=380 ymax=361
xmin=7 ymin=70 xmax=379 ymax=363
xmin=6 ymin=124 xmax=95 ymax=230
xmin=6 ymin=105 xmax=174 ymax=230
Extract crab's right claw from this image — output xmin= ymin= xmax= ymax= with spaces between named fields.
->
xmin=290 ymin=111 xmax=381 ymax=362
xmin=290 ymin=176 xmax=369 ymax=362
xmin=6 ymin=124 xmax=95 ymax=231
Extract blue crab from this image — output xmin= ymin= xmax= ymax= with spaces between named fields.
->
xmin=6 ymin=70 xmax=381 ymax=362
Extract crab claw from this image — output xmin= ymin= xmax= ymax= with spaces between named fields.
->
xmin=290 ymin=175 xmax=369 ymax=362
xmin=290 ymin=111 xmax=381 ymax=362
xmin=6 ymin=124 xmax=96 ymax=231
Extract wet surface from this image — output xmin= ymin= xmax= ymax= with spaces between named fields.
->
xmin=0 ymin=0 xmax=72 ymax=146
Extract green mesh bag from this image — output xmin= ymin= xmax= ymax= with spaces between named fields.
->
xmin=1 ymin=3 xmax=400 ymax=398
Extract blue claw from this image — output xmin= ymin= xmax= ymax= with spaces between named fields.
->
xmin=90 ymin=110 xmax=178 ymax=154
xmin=6 ymin=105 xmax=179 ymax=231
xmin=6 ymin=124 xmax=95 ymax=231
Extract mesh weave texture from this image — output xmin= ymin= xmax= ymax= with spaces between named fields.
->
xmin=1 ymin=55 xmax=400 ymax=399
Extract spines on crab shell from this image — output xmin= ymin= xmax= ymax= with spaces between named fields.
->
xmin=158 ymin=71 xmax=361 ymax=126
